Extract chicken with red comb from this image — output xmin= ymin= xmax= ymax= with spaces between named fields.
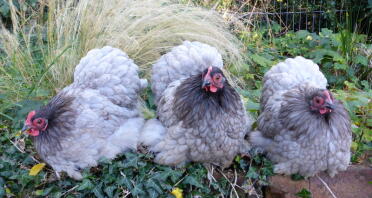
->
xmin=22 ymin=46 xmax=147 ymax=180
xmin=140 ymin=41 xmax=253 ymax=168
xmin=250 ymin=56 xmax=352 ymax=177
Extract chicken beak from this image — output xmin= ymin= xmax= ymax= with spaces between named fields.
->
xmin=324 ymin=101 xmax=334 ymax=110
xmin=202 ymin=80 xmax=211 ymax=89
xmin=21 ymin=124 xmax=31 ymax=133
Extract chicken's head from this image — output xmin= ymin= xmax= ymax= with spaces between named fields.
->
xmin=309 ymin=90 xmax=335 ymax=115
xmin=22 ymin=110 xmax=48 ymax=136
xmin=201 ymin=66 xmax=225 ymax=93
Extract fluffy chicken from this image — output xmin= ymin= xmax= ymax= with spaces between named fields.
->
xmin=22 ymin=46 xmax=147 ymax=180
xmin=141 ymin=41 xmax=253 ymax=168
xmin=250 ymin=56 xmax=352 ymax=177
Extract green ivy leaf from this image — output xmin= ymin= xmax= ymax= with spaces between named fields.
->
xmin=334 ymin=63 xmax=348 ymax=70
xmin=183 ymin=176 xmax=204 ymax=188
xmin=246 ymin=167 xmax=259 ymax=179
xmin=0 ymin=177 xmax=5 ymax=197
xmin=291 ymin=174 xmax=305 ymax=181
xmin=354 ymin=55 xmax=368 ymax=66
xmin=0 ymin=3 xmax=10 ymax=17
xmin=131 ymin=184 xmax=146 ymax=196
xmin=77 ymin=179 xmax=94 ymax=191
xmin=117 ymin=176 xmax=133 ymax=190
xmin=250 ymin=54 xmax=273 ymax=67
xmin=309 ymin=49 xmax=345 ymax=64
xmin=34 ymin=190 xmax=44 ymax=196
xmin=169 ymin=169 xmax=183 ymax=183
xmin=295 ymin=188 xmax=312 ymax=198
xmin=34 ymin=187 xmax=53 ymax=196
xmin=145 ymin=179 xmax=162 ymax=193
xmin=296 ymin=30 xmax=310 ymax=39
xmin=123 ymin=152 xmax=139 ymax=168
xmin=147 ymin=189 xmax=159 ymax=198
xmin=104 ymin=185 xmax=116 ymax=197
xmin=92 ymin=185 xmax=105 ymax=198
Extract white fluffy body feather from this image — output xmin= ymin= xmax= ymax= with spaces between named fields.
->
xmin=31 ymin=46 xmax=147 ymax=179
xmin=251 ymin=56 xmax=352 ymax=177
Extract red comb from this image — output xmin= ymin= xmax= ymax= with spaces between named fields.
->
xmin=26 ymin=111 xmax=36 ymax=125
xmin=323 ymin=90 xmax=332 ymax=102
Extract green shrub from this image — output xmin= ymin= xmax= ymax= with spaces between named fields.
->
xmin=240 ymin=27 xmax=370 ymax=89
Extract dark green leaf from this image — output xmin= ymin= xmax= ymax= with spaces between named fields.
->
xmin=246 ymin=167 xmax=259 ymax=179
xmin=131 ymin=184 xmax=146 ymax=196
xmin=334 ymin=63 xmax=347 ymax=70
xmin=250 ymin=54 xmax=273 ymax=67
xmin=93 ymin=186 xmax=105 ymax=198
xmin=145 ymin=179 xmax=162 ymax=193
xmin=147 ymin=189 xmax=159 ymax=198
xmin=295 ymin=188 xmax=312 ymax=198
xmin=291 ymin=174 xmax=305 ymax=181
xmin=183 ymin=176 xmax=204 ymax=188
xmin=123 ymin=152 xmax=139 ymax=168
xmin=354 ymin=55 xmax=368 ymax=66
xmin=117 ymin=176 xmax=133 ymax=190
xmin=77 ymin=179 xmax=94 ymax=191
xmin=104 ymin=185 xmax=116 ymax=197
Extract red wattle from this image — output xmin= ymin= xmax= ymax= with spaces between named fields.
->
xmin=27 ymin=129 xmax=40 ymax=136
xmin=210 ymin=86 xmax=218 ymax=92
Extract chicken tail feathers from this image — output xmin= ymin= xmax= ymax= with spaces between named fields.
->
xmin=263 ymin=56 xmax=327 ymax=92
xmin=73 ymin=46 xmax=147 ymax=105
xmin=140 ymin=118 xmax=166 ymax=151
xmin=249 ymin=131 xmax=273 ymax=149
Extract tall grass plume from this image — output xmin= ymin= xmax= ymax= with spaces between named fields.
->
xmin=0 ymin=0 xmax=245 ymax=119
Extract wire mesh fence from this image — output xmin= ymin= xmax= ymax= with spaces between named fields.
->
xmin=238 ymin=0 xmax=370 ymax=34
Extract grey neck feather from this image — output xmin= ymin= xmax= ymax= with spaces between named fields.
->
xmin=172 ymin=73 xmax=241 ymax=128
xmin=33 ymin=92 xmax=76 ymax=158
xmin=279 ymin=86 xmax=351 ymax=140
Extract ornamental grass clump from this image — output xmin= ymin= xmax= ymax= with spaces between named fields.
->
xmin=0 ymin=0 xmax=245 ymax=110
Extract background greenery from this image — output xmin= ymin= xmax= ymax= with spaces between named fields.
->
xmin=0 ymin=0 xmax=370 ymax=197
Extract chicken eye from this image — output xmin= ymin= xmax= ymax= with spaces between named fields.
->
xmin=213 ymin=74 xmax=222 ymax=82
xmin=313 ymin=97 xmax=323 ymax=105
xmin=33 ymin=118 xmax=44 ymax=126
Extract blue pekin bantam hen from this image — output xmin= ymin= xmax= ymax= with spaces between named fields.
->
xmin=141 ymin=41 xmax=253 ymax=170
xmin=250 ymin=56 xmax=352 ymax=177
xmin=22 ymin=46 xmax=147 ymax=180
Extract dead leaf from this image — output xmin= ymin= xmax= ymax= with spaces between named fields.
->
xmin=29 ymin=163 xmax=46 ymax=176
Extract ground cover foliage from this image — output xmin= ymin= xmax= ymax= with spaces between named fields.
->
xmin=0 ymin=0 xmax=370 ymax=197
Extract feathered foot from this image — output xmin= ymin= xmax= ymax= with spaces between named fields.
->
xmin=203 ymin=163 xmax=217 ymax=184
xmin=239 ymin=140 xmax=252 ymax=158
xmin=55 ymin=171 xmax=61 ymax=179
xmin=273 ymin=162 xmax=293 ymax=175
xmin=66 ymin=169 xmax=83 ymax=180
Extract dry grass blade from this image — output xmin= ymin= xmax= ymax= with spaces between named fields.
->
xmin=316 ymin=174 xmax=338 ymax=198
